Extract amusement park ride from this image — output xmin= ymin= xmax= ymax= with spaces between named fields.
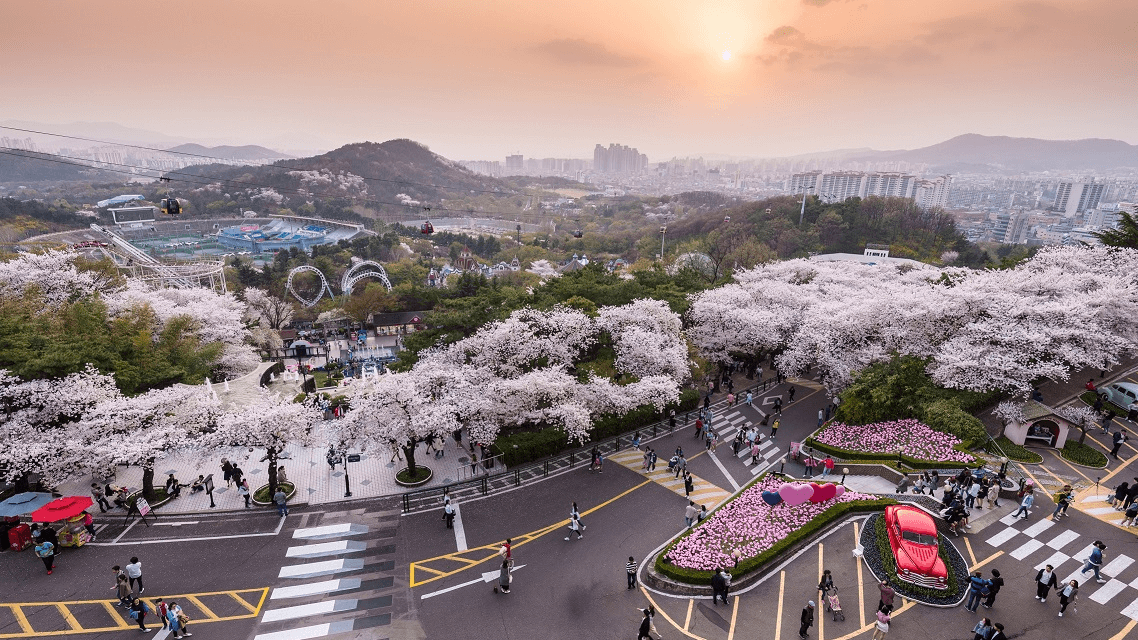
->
xmin=285 ymin=258 xmax=393 ymax=307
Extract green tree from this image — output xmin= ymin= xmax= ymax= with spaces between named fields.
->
xmin=1093 ymin=211 xmax=1138 ymax=249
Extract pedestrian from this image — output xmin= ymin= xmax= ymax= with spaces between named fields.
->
xmin=113 ymin=566 xmax=131 ymax=608
xmin=983 ymin=569 xmax=1003 ymax=608
xmin=589 ymin=446 xmax=600 ymax=472
xmin=649 ymin=449 xmax=658 ymax=472
xmin=989 ymin=623 xmax=1007 ymax=640
xmin=822 ymin=456 xmax=834 ymax=477
xmin=493 ymin=559 xmax=512 ymax=594
xmin=969 ymin=481 xmax=983 ymax=510
xmin=745 ymin=391 xmax=753 ymax=407
xmin=238 ymin=479 xmax=251 ymax=508
xmin=771 ymin=418 xmax=780 ymax=441
xmin=82 ymin=512 xmax=97 ymax=540
xmin=497 ymin=538 xmax=513 ymax=568
xmin=627 ymin=556 xmax=638 ymax=589
xmin=1058 ymin=579 xmax=1079 ymax=617
xmin=278 ymin=465 xmax=289 ymax=484
xmin=564 ymin=512 xmax=583 ymax=540
xmin=698 ymin=504 xmax=708 ymax=523
xmin=727 ymin=392 xmax=735 ymax=406
xmin=799 ymin=601 xmax=815 ymax=639
xmin=231 ymin=464 xmax=244 ymax=488
xmin=694 ymin=417 xmax=704 ymax=439
xmin=273 ymin=487 xmax=289 ymax=516
xmin=751 ymin=440 xmax=762 ymax=465
xmin=804 ymin=455 xmax=815 ymax=477
xmin=721 ymin=568 xmax=733 ymax=603
xmin=1012 ymin=490 xmax=1034 ymax=519
xmin=633 ymin=432 xmax=642 ymax=450
xmin=972 ymin=617 xmax=993 ymax=640
xmin=1036 ymin=564 xmax=1059 ymax=602
xmin=637 ymin=606 xmax=659 ymax=640
xmin=155 ymin=599 xmax=169 ymax=630
xmin=965 ymin=571 xmax=990 ymax=612
xmin=674 ymin=455 xmax=686 ymax=479
xmin=878 ymin=579 xmax=895 ymax=613
xmin=1123 ymin=503 xmax=1138 ymax=527
xmin=1111 ymin=481 xmax=1129 ymax=509
xmin=129 ymin=596 xmax=151 ymax=632
xmin=443 ymin=498 xmax=455 ymax=529
xmin=1113 ymin=430 xmax=1129 ymax=459
xmin=1051 ymin=485 xmax=1073 ymax=520
xmin=684 ymin=501 xmax=698 ymax=528
xmin=92 ymin=483 xmax=112 ymax=512
xmin=818 ymin=569 xmax=834 ymax=595
xmin=167 ymin=602 xmax=192 ymax=637
xmin=1080 ymin=541 xmax=1107 ymax=584
xmin=986 ymin=482 xmax=1000 ymax=509
xmin=35 ymin=539 xmax=55 ymax=574
xmin=221 ymin=458 xmax=234 ymax=487
xmin=818 ymin=409 xmax=825 ymax=428
xmin=1124 ymin=480 xmax=1138 ymax=511
xmin=125 ymin=556 xmax=144 ymax=593
xmin=733 ymin=430 xmax=744 ymax=455
xmin=711 ymin=568 xmax=727 ymax=605
xmin=872 ymin=609 xmax=890 ymax=640
xmin=774 ymin=397 xmax=783 ymax=416
xmin=788 ymin=386 xmax=796 ymax=402
xmin=669 ymin=410 xmax=677 ymax=431
xmin=684 ymin=473 xmax=694 ymax=497
xmin=705 ymin=429 xmax=714 ymax=451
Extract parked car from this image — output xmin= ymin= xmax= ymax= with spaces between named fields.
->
xmin=884 ymin=505 xmax=948 ymax=590
xmin=1100 ymin=382 xmax=1138 ymax=411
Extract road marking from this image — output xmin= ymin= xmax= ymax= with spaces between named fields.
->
xmin=1023 ymin=518 xmax=1056 ymax=537
xmin=727 ymin=595 xmax=740 ymax=640
xmin=285 ymin=540 xmax=366 ymax=558
xmin=971 ymin=551 xmax=1003 ymax=572
xmin=1110 ymin=619 xmax=1138 ymax=639
xmin=89 ymin=515 xmax=287 ymax=546
xmin=1010 ymin=539 xmax=1045 ymax=560
xmin=706 ymin=451 xmax=741 ymax=491
xmin=1049 ymin=449 xmax=1094 ymax=484
xmin=154 ymin=521 xmax=201 ymax=526
xmin=55 ymin=603 xmax=81 ymax=631
xmin=253 ymin=620 xmax=355 ymax=640
xmin=1091 ymin=579 xmax=1129 ymax=604
xmin=985 ymin=527 xmax=1019 ymax=547
xmin=1036 ymin=550 xmax=1074 ymax=571
xmin=1104 ymin=555 xmax=1135 ymax=577
xmin=1047 ymin=529 xmax=1080 ymax=550
xmin=112 ymin=517 xmax=141 ymax=544
xmin=964 ymin=537 xmax=977 ymax=566
xmin=185 ymin=595 xmax=220 ymax=620
xmin=854 ymin=522 xmax=865 ymax=629
xmin=292 ymin=523 xmax=369 ymax=540
xmin=453 ymin=502 xmax=468 ymax=551
xmin=419 ymin=565 xmax=525 ymax=600
xmin=277 ymin=558 xmax=365 ymax=579
xmin=683 ymin=598 xmax=693 ymax=631
xmin=774 ymin=571 xmax=785 ymax=640
xmin=1088 ymin=506 xmax=1122 ymax=515
xmin=261 ymin=599 xmax=357 ymax=622
xmin=101 ymin=600 xmax=132 ymax=628
xmin=270 ymin=578 xmax=361 ymax=600
xmin=638 ymin=587 xmax=709 ymax=640
xmin=409 ymin=479 xmax=652 ymax=587
xmin=230 ymin=591 xmax=259 ymax=613
xmin=1121 ymin=596 xmax=1138 ymax=621
xmin=828 ymin=599 xmax=914 ymax=640
xmin=10 ymin=606 xmax=33 ymax=635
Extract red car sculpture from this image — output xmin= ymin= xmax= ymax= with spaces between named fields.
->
xmin=884 ymin=505 xmax=948 ymax=590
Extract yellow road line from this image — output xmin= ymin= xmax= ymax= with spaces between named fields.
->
xmin=1050 ymin=449 xmax=1094 ymax=484
xmin=827 ymin=598 xmax=914 ymax=640
xmin=9 ymin=606 xmax=33 ymax=635
xmin=100 ymin=601 xmax=131 ymax=628
xmin=1038 ymin=463 xmax=1069 ymax=487
xmin=638 ymin=587 xmax=709 ymax=640
xmin=1109 ymin=618 xmax=1137 ymax=640
xmin=1096 ymin=445 xmax=1136 ymax=486
xmin=854 ymin=522 xmax=865 ymax=629
xmin=410 ymin=564 xmax=448 ymax=576
xmin=964 ymin=538 xmax=977 ymax=567
xmin=1 ymin=588 xmax=267 ymax=607
xmin=727 ymin=595 xmax=740 ymax=640
xmin=228 ymin=591 xmax=257 ymax=614
xmin=818 ymin=543 xmax=825 ymax=640
xmin=186 ymin=595 xmax=219 ymax=620
xmin=774 ymin=571 xmax=785 ymax=640
xmin=683 ymin=598 xmax=694 ymax=631
xmin=55 ymin=604 xmax=81 ymax=631
xmin=1017 ymin=462 xmax=1049 ymax=494
xmin=971 ymin=551 xmax=1003 ymax=572
xmin=410 ymin=479 xmax=653 ymax=587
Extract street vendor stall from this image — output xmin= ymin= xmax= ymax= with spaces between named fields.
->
xmin=0 ymin=492 xmax=53 ymax=551
xmin=30 ymin=496 xmax=94 ymax=548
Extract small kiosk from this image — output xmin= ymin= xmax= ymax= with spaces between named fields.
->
xmin=1003 ymin=400 xmax=1073 ymax=449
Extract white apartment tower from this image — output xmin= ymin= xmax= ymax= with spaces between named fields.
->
xmin=914 ymin=175 xmax=953 ymax=210
xmin=1053 ymin=181 xmax=1104 ymax=216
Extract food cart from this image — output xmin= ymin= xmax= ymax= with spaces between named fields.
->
xmin=30 ymin=496 xmax=94 ymax=548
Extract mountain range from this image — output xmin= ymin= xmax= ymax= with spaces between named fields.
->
xmin=165 ymin=143 xmax=294 ymax=161
xmin=850 ymin=134 xmax=1138 ymax=172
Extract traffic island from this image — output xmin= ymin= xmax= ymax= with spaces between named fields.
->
xmin=859 ymin=511 xmax=968 ymax=607
xmin=251 ymin=481 xmax=297 ymax=506
xmin=395 ymin=466 xmax=433 ymax=487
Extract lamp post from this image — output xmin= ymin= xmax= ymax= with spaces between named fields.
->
xmin=841 ymin=467 xmax=849 ymax=485
xmin=342 ymin=452 xmax=360 ymax=497
xmin=659 ymin=225 xmax=667 ymax=261
xmin=998 ymin=456 xmax=1009 ymax=479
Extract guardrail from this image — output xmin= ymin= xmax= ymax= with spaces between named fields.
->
xmin=400 ymin=376 xmax=781 ymax=513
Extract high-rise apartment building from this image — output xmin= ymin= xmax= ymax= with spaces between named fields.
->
xmin=864 ymin=173 xmax=917 ymax=198
xmin=505 ymin=155 xmax=524 ymax=172
xmin=914 ymin=175 xmax=953 ymax=210
xmin=1053 ymin=181 xmax=1103 ymax=216
xmin=593 ymin=143 xmax=648 ymax=174
xmin=789 ymin=171 xmax=823 ymax=195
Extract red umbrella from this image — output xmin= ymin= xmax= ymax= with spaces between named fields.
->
xmin=30 ymin=496 xmax=94 ymax=523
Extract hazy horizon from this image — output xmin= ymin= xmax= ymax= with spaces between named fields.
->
xmin=3 ymin=0 xmax=1135 ymax=161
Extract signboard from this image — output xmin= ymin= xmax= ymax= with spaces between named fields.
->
xmin=204 ymin=474 xmax=215 ymax=493
xmin=136 ymin=496 xmax=151 ymax=517
xmin=347 ymin=454 xmax=361 ymax=463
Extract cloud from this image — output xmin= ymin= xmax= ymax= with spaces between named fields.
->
xmin=758 ymin=25 xmax=938 ymax=75
xmin=529 ymin=38 xmax=642 ymax=67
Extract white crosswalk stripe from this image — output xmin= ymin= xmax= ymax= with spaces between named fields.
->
xmin=1046 ymin=529 xmax=1080 ymax=550
xmin=1010 ymin=539 xmax=1045 ymax=560
xmin=986 ymin=528 xmax=1020 ymax=547
xmin=1091 ymin=579 xmax=1129 ymax=604
xmin=1022 ymin=518 xmax=1055 ymax=537
xmin=1104 ymin=555 xmax=1135 ymax=578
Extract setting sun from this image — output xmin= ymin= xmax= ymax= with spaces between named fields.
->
xmin=721 ymin=50 xmax=731 ymax=61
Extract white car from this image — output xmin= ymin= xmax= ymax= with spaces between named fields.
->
xmin=1100 ymin=382 xmax=1138 ymax=411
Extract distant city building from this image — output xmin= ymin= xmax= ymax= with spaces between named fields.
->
xmin=505 ymin=155 xmax=524 ymax=172
xmin=593 ymin=143 xmax=648 ymax=175
xmin=914 ymin=175 xmax=953 ymax=210
xmin=789 ymin=171 xmax=938 ymax=204
xmin=1053 ymin=181 xmax=1104 ymax=216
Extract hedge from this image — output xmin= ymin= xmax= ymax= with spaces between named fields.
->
xmin=873 ymin=512 xmax=962 ymax=600
xmin=497 ymin=388 xmax=699 ymax=467
xmin=655 ymin=497 xmax=898 ymax=585
xmin=1081 ymin=391 xmax=1127 ymax=418
xmin=985 ymin=436 xmax=1043 ymax=464
xmin=1061 ymin=440 xmax=1108 ymax=468
xmin=803 ymin=438 xmax=981 ymax=470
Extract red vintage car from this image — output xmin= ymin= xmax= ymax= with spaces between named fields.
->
xmin=884 ymin=505 xmax=948 ymax=590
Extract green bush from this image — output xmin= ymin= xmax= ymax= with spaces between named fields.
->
xmin=803 ymin=438 xmax=980 ymax=469
xmin=1061 ymin=440 xmax=1108 ymax=468
xmin=873 ymin=512 xmax=961 ymax=600
xmin=922 ymin=399 xmax=989 ymax=449
xmin=655 ymin=497 xmax=898 ymax=585
xmin=985 ymin=436 xmax=1043 ymax=464
xmin=1081 ymin=391 xmax=1126 ymax=418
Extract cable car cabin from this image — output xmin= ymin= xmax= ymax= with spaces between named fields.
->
xmin=161 ymin=198 xmax=182 ymax=215
xmin=420 ymin=221 xmax=434 ymax=235
xmin=723 ymin=215 xmax=731 ymax=223
xmin=572 ymin=229 xmax=583 ymax=238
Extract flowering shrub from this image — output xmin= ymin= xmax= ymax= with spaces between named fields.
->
xmin=813 ymin=419 xmax=975 ymax=464
xmin=667 ymin=477 xmax=875 ymax=571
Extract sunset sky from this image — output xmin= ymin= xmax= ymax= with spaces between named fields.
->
xmin=3 ymin=0 xmax=1135 ymax=160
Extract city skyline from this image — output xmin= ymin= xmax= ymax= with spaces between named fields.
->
xmin=2 ymin=0 xmax=1135 ymax=160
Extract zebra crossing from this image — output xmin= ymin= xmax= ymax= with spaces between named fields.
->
xmin=606 ymin=448 xmax=734 ymax=507
xmin=984 ymin=510 xmax=1138 ymax=619
xmin=253 ymin=511 xmax=400 ymax=640
xmin=711 ymin=406 xmax=784 ymax=475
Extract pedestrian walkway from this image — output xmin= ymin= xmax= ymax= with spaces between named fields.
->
xmin=984 ymin=510 xmax=1138 ymax=619
xmin=606 ymin=449 xmax=733 ymax=508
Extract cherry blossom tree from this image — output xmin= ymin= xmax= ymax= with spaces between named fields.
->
xmin=1054 ymin=404 xmax=1101 ymax=445
xmin=243 ymin=287 xmax=295 ymax=330
xmin=0 ymin=249 xmax=110 ymax=306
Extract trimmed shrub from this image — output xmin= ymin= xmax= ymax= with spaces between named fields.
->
xmin=922 ymin=399 xmax=989 ymax=449
xmin=985 ymin=436 xmax=1043 ymax=464
xmin=804 ymin=438 xmax=980 ymax=470
xmin=1061 ymin=440 xmax=1108 ymax=468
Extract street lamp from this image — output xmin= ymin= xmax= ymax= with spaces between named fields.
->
xmin=659 ymin=226 xmax=667 ymax=261
xmin=998 ymin=456 xmax=1009 ymax=479
xmin=841 ymin=467 xmax=849 ymax=485
xmin=342 ymin=452 xmax=361 ymax=497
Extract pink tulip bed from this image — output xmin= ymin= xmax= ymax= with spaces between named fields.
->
xmin=810 ymin=419 xmax=976 ymax=464
xmin=660 ymin=476 xmax=883 ymax=578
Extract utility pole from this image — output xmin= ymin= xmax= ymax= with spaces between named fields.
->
xmin=659 ymin=226 xmax=667 ymax=261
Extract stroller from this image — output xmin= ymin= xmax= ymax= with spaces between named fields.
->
xmin=822 ymin=587 xmax=845 ymax=621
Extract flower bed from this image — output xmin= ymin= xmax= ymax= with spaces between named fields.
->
xmin=811 ymin=419 xmax=976 ymax=465
xmin=659 ymin=476 xmax=879 ymax=579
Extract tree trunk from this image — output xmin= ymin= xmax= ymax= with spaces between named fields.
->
xmin=267 ymin=447 xmax=279 ymax=495
xmin=1078 ymin=425 xmax=1088 ymax=446
xmin=403 ymin=438 xmax=418 ymax=475
xmin=13 ymin=472 xmax=30 ymax=494
xmin=142 ymin=460 xmax=156 ymax=501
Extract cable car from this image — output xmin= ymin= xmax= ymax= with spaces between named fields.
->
xmin=723 ymin=215 xmax=731 ymax=223
xmin=420 ymin=206 xmax=434 ymax=234
xmin=572 ymin=219 xmax=583 ymax=238
xmin=161 ymin=197 xmax=182 ymax=215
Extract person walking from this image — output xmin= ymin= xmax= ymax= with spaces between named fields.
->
xmin=878 ymin=579 xmax=895 ymax=613
xmin=1111 ymin=481 xmax=1129 ymax=509
xmin=114 ymin=567 xmax=131 ymax=608
xmin=443 ymin=497 xmax=455 ymax=529
xmin=1058 ymin=579 xmax=1079 ymax=617
xmin=221 ymin=458 xmax=234 ymax=487
xmin=166 ymin=602 xmax=191 ymax=637
xmin=648 ymin=449 xmax=658 ymax=472
xmin=788 ymin=386 xmax=796 ymax=403
xmin=773 ymin=397 xmax=783 ymax=416
xmin=1123 ymin=502 xmax=1138 ymax=527
xmin=770 ymin=418 xmax=780 ymax=441
xmin=155 ymin=599 xmax=169 ymax=630
xmin=230 ymin=463 xmax=243 ymax=489
xmin=35 ymin=539 xmax=56 ymax=575
xmin=872 ymin=609 xmax=890 ymax=640
xmin=697 ymin=504 xmax=708 ymax=523
xmin=711 ymin=568 xmax=727 ymax=605
xmin=1036 ymin=564 xmax=1059 ymax=602
xmin=684 ymin=473 xmax=695 ymax=497
xmin=684 ymin=501 xmax=698 ymax=528
xmin=983 ymin=569 xmax=1003 ymax=608
xmin=238 ymin=479 xmax=251 ymax=508
xmin=818 ymin=569 xmax=834 ymax=595
xmin=1012 ymin=490 xmax=1034 ymax=519
xmin=965 ymin=571 xmax=990 ymax=612
xmin=497 ymin=538 xmax=513 ymax=568
xmin=129 ymin=596 xmax=152 ymax=632
xmin=125 ymin=556 xmax=144 ymax=593
xmin=564 ymin=512 xmax=583 ymax=540
xmin=799 ymin=601 xmax=815 ymax=639
xmin=822 ymin=456 xmax=834 ymax=477
xmin=986 ymin=482 xmax=1000 ymax=509
xmin=745 ymin=391 xmax=753 ymax=407
xmin=969 ymin=481 xmax=984 ymax=511
xmin=1113 ymin=430 xmax=1129 ymax=459
xmin=1124 ymin=481 xmax=1138 ymax=511
xmin=1080 ymin=541 xmax=1107 ymax=584
xmin=91 ymin=483 xmax=112 ymax=512
xmin=637 ymin=606 xmax=659 ymax=640
xmin=972 ymin=618 xmax=993 ymax=640
xmin=803 ymin=455 xmax=815 ymax=478
xmin=627 ymin=556 xmax=638 ymax=589
xmin=1052 ymin=484 xmax=1074 ymax=519
xmin=273 ymin=487 xmax=289 ymax=516
xmin=989 ymin=623 xmax=1007 ymax=640
xmin=733 ymin=430 xmax=744 ymax=455
xmin=818 ymin=409 xmax=825 ymax=428
xmin=493 ymin=559 xmax=512 ymax=594
xmin=751 ymin=439 xmax=762 ymax=465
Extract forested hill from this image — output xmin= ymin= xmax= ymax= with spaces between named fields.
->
xmin=0 ymin=150 xmax=115 ymax=182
